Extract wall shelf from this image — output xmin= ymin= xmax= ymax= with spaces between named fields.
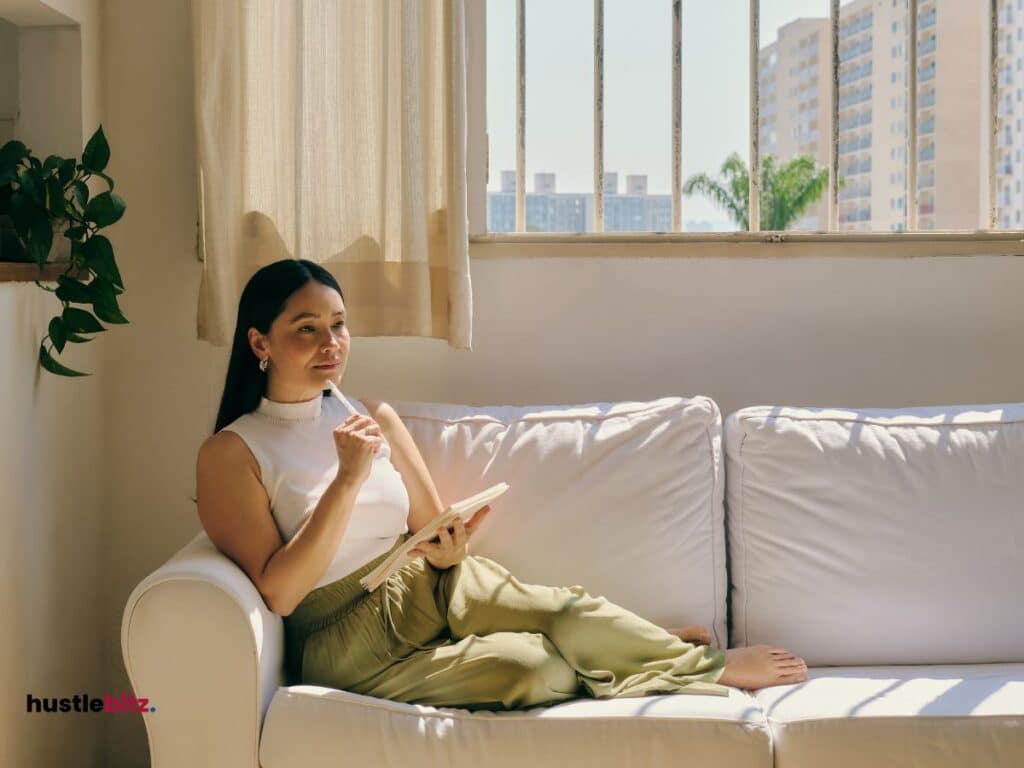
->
xmin=0 ymin=261 xmax=86 ymax=282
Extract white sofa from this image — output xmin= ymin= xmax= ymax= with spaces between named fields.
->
xmin=122 ymin=396 xmax=1024 ymax=768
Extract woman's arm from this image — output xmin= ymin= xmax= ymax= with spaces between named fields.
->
xmin=360 ymin=400 xmax=446 ymax=535
xmin=197 ymin=432 xmax=365 ymax=616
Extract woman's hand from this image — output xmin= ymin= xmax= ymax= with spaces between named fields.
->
xmin=408 ymin=505 xmax=491 ymax=570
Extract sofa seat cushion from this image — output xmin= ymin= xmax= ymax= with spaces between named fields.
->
xmin=754 ymin=663 xmax=1024 ymax=768
xmin=259 ymin=684 xmax=771 ymax=768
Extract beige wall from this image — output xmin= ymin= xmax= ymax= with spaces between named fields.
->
xmin=0 ymin=1 xmax=104 ymax=767
xmin=3 ymin=0 xmax=1023 ymax=766
xmin=0 ymin=19 xmax=16 ymax=144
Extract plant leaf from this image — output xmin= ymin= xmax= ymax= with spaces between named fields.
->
xmin=18 ymin=167 xmax=45 ymax=206
xmin=72 ymin=180 xmax=89 ymax=210
xmin=46 ymin=174 xmax=65 ymax=217
xmin=82 ymin=126 xmax=110 ymax=174
xmin=55 ymin=274 xmax=94 ymax=303
xmin=9 ymin=193 xmax=32 ymax=238
xmin=81 ymin=235 xmax=123 ymax=290
xmin=58 ymin=158 xmax=76 ymax=185
xmin=48 ymin=316 xmax=68 ymax=354
xmin=92 ymin=292 xmax=129 ymax=324
xmin=28 ymin=212 xmax=52 ymax=268
xmin=0 ymin=140 xmax=29 ymax=170
xmin=43 ymin=155 xmax=63 ymax=171
xmin=83 ymin=191 xmax=125 ymax=228
xmin=62 ymin=306 xmax=106 ymax=333
xmin=86 ymin=274 xmax=115 ymax=301
xmin=39 ymin=343 xmax=89 ymax=377
xmin=63 ymin=330 xmax=92 ymax=343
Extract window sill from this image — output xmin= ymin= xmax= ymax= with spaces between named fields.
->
xmin=469 ymin=230 xmax=1024 ymax=258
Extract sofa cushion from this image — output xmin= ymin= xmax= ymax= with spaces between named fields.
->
xmin=725 ymin=402 xmax=1024 ymax=665
xmin=754 ymin=663 xmax=1024 ymax=768
xmin=389 ymin=396 xmax=728 ymax=647
xmin=259 ymin=684 xmax=771 ymax=768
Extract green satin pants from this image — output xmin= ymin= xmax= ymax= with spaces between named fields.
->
xmin=283 ymin=533 xmax=729 ymax=711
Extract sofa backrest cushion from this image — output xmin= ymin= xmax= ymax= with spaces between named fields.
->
xmin=725 ymin=402 xmax=1024 ymax=665
xmin=390 ymin=396 xmax=729 ymax=648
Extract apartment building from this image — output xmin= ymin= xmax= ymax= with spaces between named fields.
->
xmin=759 ymin=0 xmax=1007 ymax=232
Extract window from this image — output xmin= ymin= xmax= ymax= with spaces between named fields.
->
xmin=478 ymin=0 xmax=1020 ymax=236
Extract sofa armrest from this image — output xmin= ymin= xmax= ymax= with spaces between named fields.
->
xmin=121 ymin=531 xmax=285 ymax=768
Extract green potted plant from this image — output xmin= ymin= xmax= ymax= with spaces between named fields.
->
xmin=0 ymin=125 xmax=128 ymax=377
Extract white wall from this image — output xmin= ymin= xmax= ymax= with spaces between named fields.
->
xmin=2 ymin=0 xmax=1018 ymax=765
xmin=0 ymin=1 xmax=104 ymax=767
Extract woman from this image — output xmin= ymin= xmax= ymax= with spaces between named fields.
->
xmin=196 ymin=258 xmax=807 ymax=711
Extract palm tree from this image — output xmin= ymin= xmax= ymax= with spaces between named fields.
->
xmin=682 ymin=152 xmax=837 ymax=231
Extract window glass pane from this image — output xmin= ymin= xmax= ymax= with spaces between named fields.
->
xmin=523 ymin=0 xmax=593 ymax=232
xmin=486 ymin=0 xmax=593 ymax=233
xmin=757 ymin=0 xmax=830 ymax=232
xmin=486 ymin=0 xmax=1018 ymax=234
xmin=912 ymin=1 xmax=985 ymax=230
xmin=486 ymin=0 xmax=516 ymax=232
xmin=834 ymin=0 xmax=881 ymax=232
xmin=604 ymin=0 xmax=671 ymax=232
xmin=680 ymin=0 xmax=750 ymax=232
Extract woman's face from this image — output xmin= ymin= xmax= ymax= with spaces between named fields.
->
xmin=250 ymin=280 xmax=351 ymax=402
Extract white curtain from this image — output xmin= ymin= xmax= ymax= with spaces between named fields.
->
xmin=190 ymin=0 xmax=473 ymax=349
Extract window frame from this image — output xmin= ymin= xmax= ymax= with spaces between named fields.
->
xmin=465 ymin=0 xmax=1024 ymax=252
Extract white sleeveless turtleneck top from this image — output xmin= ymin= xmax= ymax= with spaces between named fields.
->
xmin=219 ymin=380 xmax=410 ymax=590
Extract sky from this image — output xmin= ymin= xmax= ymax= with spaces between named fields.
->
xmin=486 ymin=0 xmax=842 ymax=225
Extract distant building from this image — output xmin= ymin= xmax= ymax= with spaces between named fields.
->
xmin=758 ymin=0 xmax=1014 ymax=231
xmin=487 ymin=172 xmax=673 ymax=232
xmin=533 ymin=172 xmax=556 ymax=194
xmin=603 ymin=171 xmax=619 ymax=195
xmin=625 ymin=174 xmax=648 ymax=195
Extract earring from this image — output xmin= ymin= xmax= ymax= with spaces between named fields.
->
xmin=259 ymin=357 xmax=269 ymax=372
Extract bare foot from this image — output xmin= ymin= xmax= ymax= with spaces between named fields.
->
xmin=717 ymin=645 xmax=808 ymax=691
xmin=666 ymin=624 xmax=713 ymax=646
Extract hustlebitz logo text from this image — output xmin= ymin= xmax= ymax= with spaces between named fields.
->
xmin=26 ymin=693 xmax=156 ymax=714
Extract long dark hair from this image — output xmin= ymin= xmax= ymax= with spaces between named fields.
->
xmin=212 ymin=258 xmax=345 ymax=434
